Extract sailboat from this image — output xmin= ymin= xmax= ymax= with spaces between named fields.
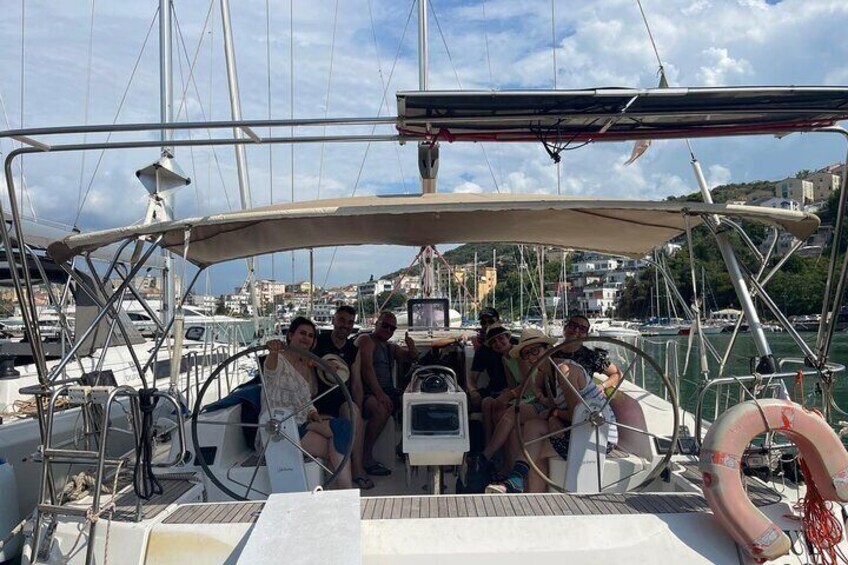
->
xmin=4 ymin=2 xmax=848 ymax=564
xmin=0 ymin=82 xmax=845 ymax=562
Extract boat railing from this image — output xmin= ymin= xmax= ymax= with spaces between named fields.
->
xmin=693 ymin=361 xmax=846 ymax=450
xmin=181 ymin=343 xmax=238 ymax=411
xmin=779 ymin=357 xmax=848 ymax=421
xmin=31 ymin=383 xmax=186 ymax=561
xmin=663 ymin=340 xmax=681 ymax=404
xmin=629 ymin=337 xmax=682 ymax=406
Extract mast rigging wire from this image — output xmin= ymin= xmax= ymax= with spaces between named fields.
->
xmin=550 ymin=0 xmax=561 ymax=195
xmin=317 ymin=0 xmax=341 ymax=200
xmin=266 ymin=0 xmax=275 ymax=281
xmin=481 ymin=0 xmax=494 ymax=87
xmin=367 ymin=0 xmax=409 ymax=194
xmin=430 ymin=2 xmax=502 ymax=193
xmin=173 ymin=6 xmax=202 ymax=283
xmin=73 ymin=8 xmax=160 ymax=227
xmin=171 ymin=8 xmax=235 ymax=213
xmin=635 ymin=0 xmax=666 ymax=79
xmin=290 ymin=0 xmax=295 ymax=288
xmin=19 ymin=0 xmax=25 ymax=218
xmin=10 ymin=0 xmax=37 ymax=220
xmin=0 ymin=81 xmax=35 ymax=220
xmin=172 ymin=0 xmax=216 ymax=123
xmin=76 ymin=0 xmax=98 ymax=223
xmin=320 ymin=0 xmax=417 ymax=289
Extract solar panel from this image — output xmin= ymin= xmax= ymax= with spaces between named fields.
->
xmin=396 ymin=87 xmax=848 ymax=143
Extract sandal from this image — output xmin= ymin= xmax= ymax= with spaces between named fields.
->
xmin=353 ymin=476 xmax=375 ymax=490
xmin=365 ymin=462 xmax=392 ymax=476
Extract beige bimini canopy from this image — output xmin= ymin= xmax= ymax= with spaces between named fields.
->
xmin=46 ymin=193 xmax=820 ymax=267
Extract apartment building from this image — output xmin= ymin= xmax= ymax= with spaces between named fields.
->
xmin=774 ymin=177 xmax=814 ymax=204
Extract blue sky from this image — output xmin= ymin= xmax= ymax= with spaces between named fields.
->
xmin=1 ymin=0 xmax=847 ymax=294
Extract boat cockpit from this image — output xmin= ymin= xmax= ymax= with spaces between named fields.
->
xmin=6 ymin=84 xmax=848 ymax=562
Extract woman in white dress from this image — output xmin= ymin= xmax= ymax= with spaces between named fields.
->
xmin=264 ymin=317 xmax=352 ymax=489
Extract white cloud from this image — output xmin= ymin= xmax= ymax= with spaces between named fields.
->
xmin=696 ymin=47 xmax=752 ymax=86
xmin=451 ymin=181 xmax=484 ymax=194
xmin=707 ymin=164 xmax=732 ymax=189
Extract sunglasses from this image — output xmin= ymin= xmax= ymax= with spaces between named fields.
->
xmin=565 ymin=321 xmax=590 ymax=332
xmin=380 ymin=321 xmax=397 ymax=332
xmin=519 ymin=343 xmax=545 ymax=360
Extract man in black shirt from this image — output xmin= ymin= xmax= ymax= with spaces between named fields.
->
xmin=467 ymin=307 xmax=510 ymax=411
xmin=313 ymin=305 xmax=371 ymax=489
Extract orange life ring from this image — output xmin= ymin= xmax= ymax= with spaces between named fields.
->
xmin=700 ymin=399 xmax=848 ymax=561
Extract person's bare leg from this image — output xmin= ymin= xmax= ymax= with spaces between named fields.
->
xmin=340 ymin=403 xmax=365 ymax=479
xmin=363 ymin=396 xmax=389 ymax=467
xmin=482 ymin=397 xmax=494 ymax=442
xmin=483 ymin=398 xmax=508 ymax=443
xmin=327 ymin=442 xmax=353 ymax=489
xmin=301 ymin=431 xmax=352 ymax=489
xmin=482 ymin=404 xmax=538 ymax=461
xmin=514 ymin=419 xmax=556 ymax=493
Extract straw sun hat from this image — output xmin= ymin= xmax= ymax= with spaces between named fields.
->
xmin=510 ymin=328 xmax=556 ymax=358
xmin=315 ymin=353 xmax=351 ymax=386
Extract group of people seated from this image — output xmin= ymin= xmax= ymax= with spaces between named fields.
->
xmin=465 ymin=308 xmax=621 ymax=494
xmin=260 ymin=303 xmax=620 ymax=495
xmin=262 ymin=306 xmax=417 ymax=490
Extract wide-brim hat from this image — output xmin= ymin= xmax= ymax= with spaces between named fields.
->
xmin=484 ymin=325 xmax=511 ymax=346
xmin=315 ymin=353 xmax=350 ymax=386
xmin=510 ymin=328 xmax=556 ymax=358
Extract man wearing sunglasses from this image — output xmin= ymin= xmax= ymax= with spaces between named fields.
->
xmin=356 ymin=311 xmax=418 ymax=476
xmin=555 ymin=314 xmax=622 ymax=394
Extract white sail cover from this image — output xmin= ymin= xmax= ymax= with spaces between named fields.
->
xmin=47 ymin=193 xmax=820 ymax=267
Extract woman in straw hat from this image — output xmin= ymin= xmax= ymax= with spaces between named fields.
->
xmin=265 ymin=317 xmax=352 ymax=489
xmin=485 ymin=328 xmax=618 ymax=494
xmin=466 ymin=328 xmax=557 ymax=491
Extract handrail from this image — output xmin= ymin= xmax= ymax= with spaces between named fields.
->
xmin=693 ymin=362 xmax=846 ymax=448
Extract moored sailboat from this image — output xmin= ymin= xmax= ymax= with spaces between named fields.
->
xmin=4 ymin=2 xmax=848 ymax=563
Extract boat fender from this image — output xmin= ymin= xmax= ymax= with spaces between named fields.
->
xmin=700 ymin=399 xmax=848 ymax=562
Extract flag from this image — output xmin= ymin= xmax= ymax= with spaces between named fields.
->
xmin=624 ymin=139 xmax=651 ymax=166
xmin=624 ymin=68 xmax=668 ymax=166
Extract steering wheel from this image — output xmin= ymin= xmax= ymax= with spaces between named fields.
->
xmin=190 ymin=343 xmax=355 ymax=501
xmin=515 ymin=335 xmax=679 ymax=493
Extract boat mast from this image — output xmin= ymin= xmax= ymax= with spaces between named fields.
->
xmin=418 ymin=0 xmax=428 ymax=93
xmin=160 ymin=0 xmax=175 ymax=329
xmin=519 ymin=246 xmax=524 ymax=321
xmin=561 ymin=249 xmax=568 ymax=320
xmin=136 ymin=0 xmax=188 ymax=343
xmin=492 ymin=248 xmax=496 ymax=310
xmin=651 ymin=251 xmax=662 ymax=323
xmin=538 ymin=246 xmax=548 ymax=328
xmin=691 ymin=158 xmax=775 ymax=373
xmin=417 ymin=0 xmax=439 ymax=300
xmin=220 ymin=0 xmax=261 ymax=335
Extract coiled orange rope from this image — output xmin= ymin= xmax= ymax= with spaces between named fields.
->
xmin=797 ymin=458 xmax=848 ymax=565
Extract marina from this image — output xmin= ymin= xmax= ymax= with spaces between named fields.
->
xmin=2 ymin=1 xmax=848 ymax=564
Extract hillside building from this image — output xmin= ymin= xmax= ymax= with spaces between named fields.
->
xmin=774 ymin=177 xmax=814 ymax=204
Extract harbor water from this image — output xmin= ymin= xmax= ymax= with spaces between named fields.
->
xmin=623 ymin=332 xmax=848 ymax=424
